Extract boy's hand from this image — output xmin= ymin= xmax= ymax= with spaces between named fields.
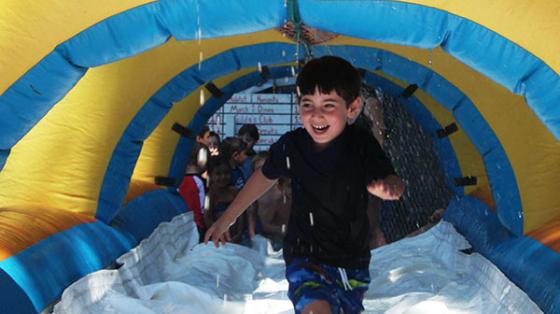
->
xmin=204 ymin=217 xmax=233 ymax=247
xmin=367 ymin=175 xmax=405 ymax=200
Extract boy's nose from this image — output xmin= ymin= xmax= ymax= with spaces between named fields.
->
xmin=310 ymin=107 xmax=322 ymax=117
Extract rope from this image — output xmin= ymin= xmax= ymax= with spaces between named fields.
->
xmin=286 ymin=0 xmax=313 ymax=63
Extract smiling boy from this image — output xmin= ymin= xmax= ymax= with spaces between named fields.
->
xmin=205 ymin=56 xmax=405 ymax=314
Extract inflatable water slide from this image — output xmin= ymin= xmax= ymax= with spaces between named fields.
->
xmin=1 ymin=1 xmax=559 ymax=313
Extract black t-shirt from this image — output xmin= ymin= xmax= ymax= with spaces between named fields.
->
xmin=262 ymin=125 xmax=395 ymax=269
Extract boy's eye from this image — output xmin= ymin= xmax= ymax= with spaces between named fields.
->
xmin=300 ymin=102 xmax=312 ymax=110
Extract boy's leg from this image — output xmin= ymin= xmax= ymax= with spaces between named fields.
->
xmin=285 ymin=258 xmax=371 ymax=314
xmin=301 ymin=300 xmax=331 ymax=314
xmin=286 ymin=258 xmax=340 ymax=314
xmin=337 ymin=267 xmax=370 ymax=314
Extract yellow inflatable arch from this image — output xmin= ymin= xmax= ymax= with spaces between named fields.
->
xmin=0 ymin=1 xmax=559 ymax=312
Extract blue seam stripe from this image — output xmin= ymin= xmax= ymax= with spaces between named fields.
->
xmin=1 ymin=1 xmax=558 ymax=172
xmin=0 ymin=268 xmax=35 ymax=314
xmin=0 ymin=0 xmax=286 ymax=173
xmin=361 ymin=72 xmax=463 ymax=195
xmin=298 ymin=0 xmax=560 ymax=139
xmin=162 ymin=43 xmax=519 ymax=233
xmin=173 ymin=63 xmax=462 ymax=196
xmin=0 ymin=1 xmax=537 ymax=233
xmin=99 ymin=41 xmax=520 ymax=235
xmin=0 ymin=222 xmax=136 ymax=312
xmin=444 ymin=196 xmax=560 ymax=314
xmin=98 ymin=43 xmax=297 ymax=222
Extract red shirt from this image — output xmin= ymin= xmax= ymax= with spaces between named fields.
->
xmin=178 ymin=175 xmax=205 ymax=229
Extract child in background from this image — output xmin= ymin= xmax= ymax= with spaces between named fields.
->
xmin=195 ymin=125 xmax=211 ymax=147
xmin=237 ymin=123 xmax=260 ymax=180
xmin=203 ymin=157 xmax=245 ymax=244
xmin=219 ymin=137 xmax=248 ymax=190
xmin=220 ymin=136 xmax=253 ymax=246
xmin=205 ymin=56 xmax=405 ymax=314
xmin=248 ymin=152 xmax=291 ymax=251
xmin=177 ymin=142 xmax=209 ymax=242
xmin=208 ymin=131 xmax=221 ymax=156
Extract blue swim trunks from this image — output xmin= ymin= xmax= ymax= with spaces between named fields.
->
xmin=286 ymin=258 xmax=371 ymax=314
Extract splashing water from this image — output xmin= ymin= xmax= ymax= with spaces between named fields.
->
xmin=204 ymin=195 xmax=210 ymax=211
xmin=199 ymin=89 xmax=205 ymax=106
xmin=198 ymin=51 xmax=204 ymax=71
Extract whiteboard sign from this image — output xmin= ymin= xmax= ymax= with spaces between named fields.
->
xmin=208 ymin=94 xmax=301 ymax=151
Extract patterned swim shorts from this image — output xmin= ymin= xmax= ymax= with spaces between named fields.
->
xmin=285 ymin=258 xmax=370 ymax=314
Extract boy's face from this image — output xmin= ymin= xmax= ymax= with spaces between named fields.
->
xmin=210 ymin=164 xmax=230 ymax=188
xmin=196 ymin=131 xmax=211 ymax=146
xmin=299 ymin=88 xmax=361 ymax=150
xmin=232 ymin=150 xmax=247 ymax=165
xmin=239 ymin=134 xmax=256 ymax=149
xmin=208 ymin=136 xmax=220 ymax=156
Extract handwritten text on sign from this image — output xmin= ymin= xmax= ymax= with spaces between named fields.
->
xmin=208 ymin=93 xmax=301 ymax=151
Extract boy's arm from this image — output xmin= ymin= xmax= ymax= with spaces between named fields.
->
xmin=204 ymin=168 xmax=278 ymax=247
xmin=367 ymin=174 xmax=405 ymax=200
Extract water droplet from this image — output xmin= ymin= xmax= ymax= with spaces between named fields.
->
xmin=282 ymin=50 xmax=286 ymax=57
xmin=198 ymin=51 xmax=204 ymax=70
xmin=296 ymin=85 xmax=301 ymax=97
xmin=204 ymin=195 xmax=210 ymax=211
xmin=197 ymin=147 xmax=208 ymax=168
xmin=282 ymin=224 xmax=286 ymax=233
xmin=257 ymin=61 xmax=262 ymax=73
xmin=200 ymin=89 xmax=205 ymax=106
xmin=309 ymin=212 xmax=314 ymax=226
xmin=291 ymin=66 xmax=296 ymax=77
xmin=196 ymin=28 xmax=202 ymax=45
xmin=286 ymin=156 xmax=291 ymax=169
xmin=216 ymin=274 xmax=220 ymax=287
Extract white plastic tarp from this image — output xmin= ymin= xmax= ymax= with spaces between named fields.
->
xmin=53 ymin=213 xmax=542 ymax=314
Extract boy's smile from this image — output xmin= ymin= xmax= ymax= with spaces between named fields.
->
xmin=299 ymin=88 xmax=361 ymax=150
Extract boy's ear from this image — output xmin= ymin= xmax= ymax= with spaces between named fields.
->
xmin=347 ymin=96 xmax=362 ymax=120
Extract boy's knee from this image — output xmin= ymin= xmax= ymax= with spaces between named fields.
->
xmin=301 ymin=300 xmax=332 ymax=314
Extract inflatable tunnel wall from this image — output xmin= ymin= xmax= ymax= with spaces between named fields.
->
xmin=1 ymin=1 xmax=559 ymax=312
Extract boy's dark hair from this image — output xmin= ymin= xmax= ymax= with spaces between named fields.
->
xmin=207 ymin=155 xmax=230 ymax=174
xmin=186 ymin=142 xmax=209 ymax=173
xmin=296 ymin=56 xmax=362 ymax=105
xmin=220 ymin=137 xmax=247 ymax=161
xmin=197 ymin=125 xmax=210 ymax=138
xmin=238 ymin=124 xmax=260 ymax=142
xmin=208 ymin=131 xmax=220 ymax=141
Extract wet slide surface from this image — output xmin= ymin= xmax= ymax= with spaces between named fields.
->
xmin=53 ymin=214 xmax=542 ymax=314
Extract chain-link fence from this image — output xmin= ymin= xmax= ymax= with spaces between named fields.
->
xmin=360 ymin=87 xmax=453 ymax=243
